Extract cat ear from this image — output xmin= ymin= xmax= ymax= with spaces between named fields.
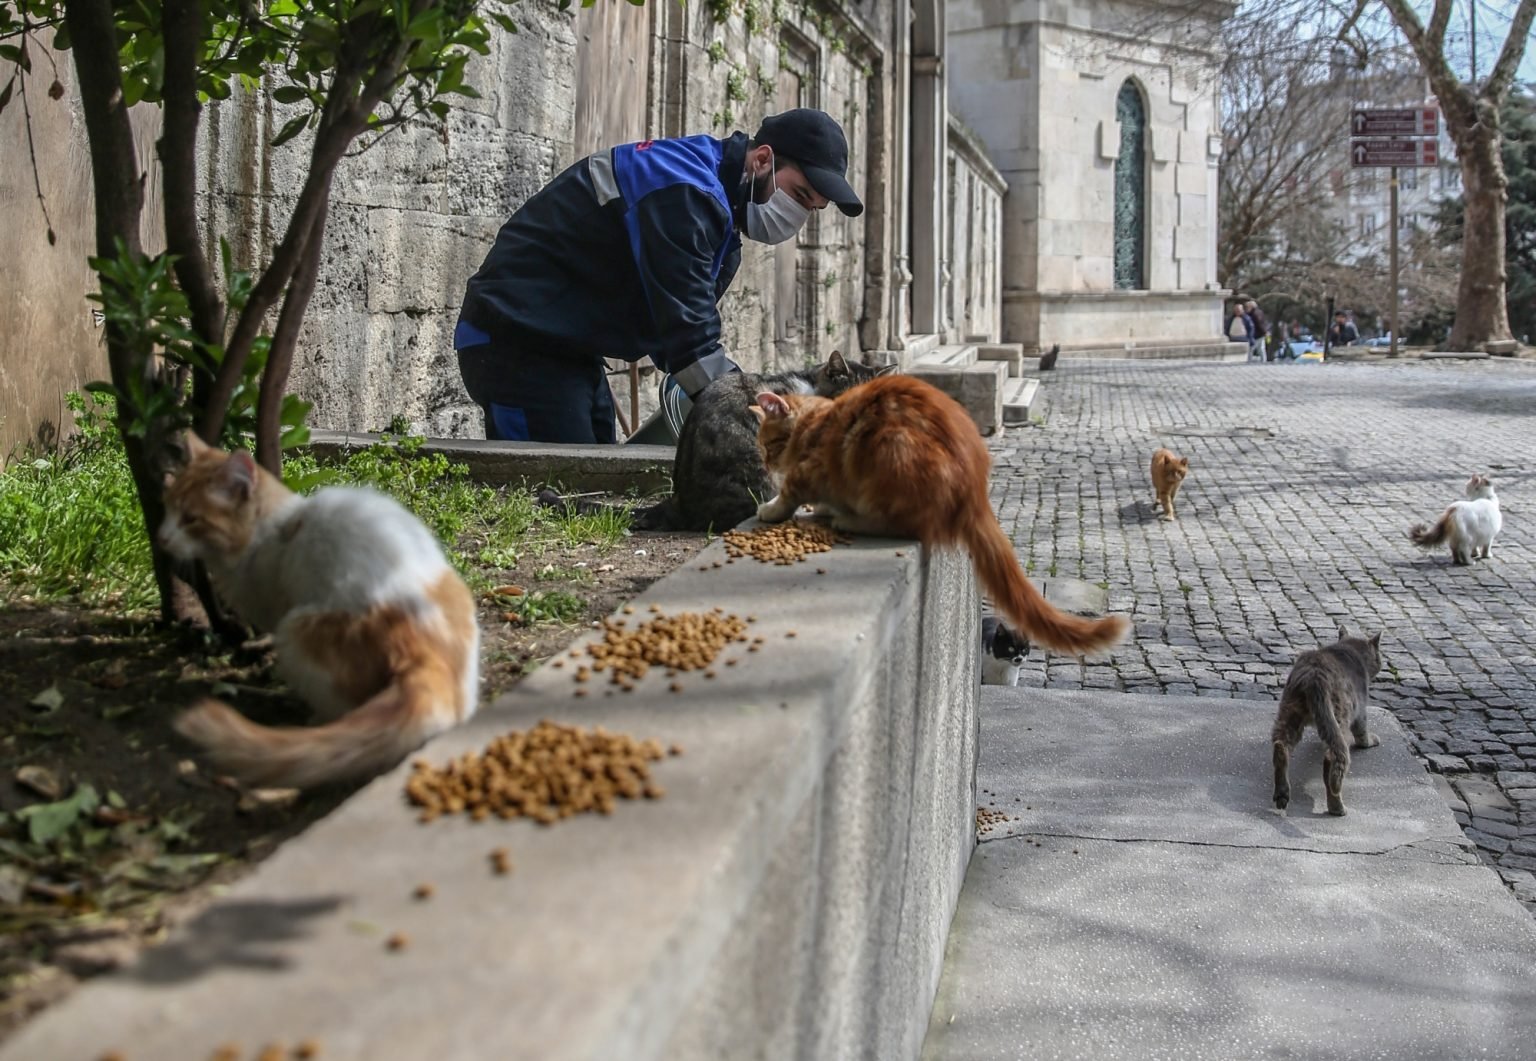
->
xmin=1179 ymin=458 xmax=1190 ymax=469
xmin=182 ymin=431 xmax=212 ymax=460
xmin=1337 ymin=625 xmax=1349 ymax=641
xmin=874 ymin=363 xmax=898 ymax=377
xmin=755 ymin=392 xmax=792 ymax=420
xmin=825 ymin=349 xmax=848 ymax=376
xmin=1368 ymin=632 xmax=1382 ymax=650
xmin=216 ymin=450 xmax=258 ymax=503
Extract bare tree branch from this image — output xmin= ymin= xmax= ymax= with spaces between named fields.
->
xmin=1485 ymin=0 xmax=1536 ymax=101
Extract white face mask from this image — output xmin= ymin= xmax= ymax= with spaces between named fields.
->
xmin=744 ymin=151 xmax=811 ymax=245
xmin=747 ymin=188 xmax=811 ymax=244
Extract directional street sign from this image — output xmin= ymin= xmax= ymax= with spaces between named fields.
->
xmin=1350 ymin=138 xmax=1439 ymax=168
xmin=1351 ymin=107 xmax=1440 ymax=137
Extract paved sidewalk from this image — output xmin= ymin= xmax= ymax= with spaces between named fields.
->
xmin=988 ymin=357 xmax=1536 ymax=911
xmin=922 ymin=687 xmax=1536 ymax=1060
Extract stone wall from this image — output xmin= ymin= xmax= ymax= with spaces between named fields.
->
xmin=945 ymin=116 xmax=1006 ymax=343
xmin=0 ymin=33 xmax=164 ymax=462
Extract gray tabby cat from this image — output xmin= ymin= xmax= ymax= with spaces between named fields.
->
xmin=980 ymin=616 xmax=1030 ymax=686
xmin=1271 ymin=627 xmax=1383 ymax=817
xmin=634 ymin=350 xmax=893 ymax=532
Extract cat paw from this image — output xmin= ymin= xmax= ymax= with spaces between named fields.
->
xmin=1354 ymin=734 xmax=1381 ymax=749
xmin=1273 ymin=794 xmax=1289 ymax=811
xmin=1327 ymin=799 xmax=1346 ymax=817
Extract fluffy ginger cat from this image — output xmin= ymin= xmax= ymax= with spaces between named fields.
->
xmin=1150 ymin=448 xmax=1189 ymax=521
xmin=159 ymin=434 xmax=480 ymax=789
xmin=750 ymin=375 xmax=1129 ymax=656
xmin=1409 ymin=473 xmax=1502 ymax=565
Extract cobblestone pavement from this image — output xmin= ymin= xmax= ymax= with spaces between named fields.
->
xmin=989 ymin=355 xmax=1536 ymax=913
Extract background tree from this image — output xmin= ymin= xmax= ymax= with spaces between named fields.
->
xmin=0 ymin=0 xmax=548 ymax=626
xmin=1433 ymin=85 xmax=1536 ymax=342
xmin=1373 ymin=0 xmax=1536 ymax=348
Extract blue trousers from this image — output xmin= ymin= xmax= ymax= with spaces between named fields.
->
xmin=456 ymin=339 xmax=617 ymax=444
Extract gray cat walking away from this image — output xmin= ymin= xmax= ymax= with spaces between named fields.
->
xmin=1271 ymin=627 xmax=1383 ymax=816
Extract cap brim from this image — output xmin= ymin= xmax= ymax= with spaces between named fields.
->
xmin=802 ymin=165 xmax=863 ymax=217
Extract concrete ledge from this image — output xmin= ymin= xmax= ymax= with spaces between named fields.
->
xmin=307 ymin=429 xmax=675 ymax=494
xmin=2 ymin=536 xmax=980 ymax=1061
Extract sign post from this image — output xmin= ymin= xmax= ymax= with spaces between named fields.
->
xmin=1350 ymin=106 xmax=1440 ymax=359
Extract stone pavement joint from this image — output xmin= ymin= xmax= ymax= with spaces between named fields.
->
xmin=986 ymin=356 xmax=1536 ymax=914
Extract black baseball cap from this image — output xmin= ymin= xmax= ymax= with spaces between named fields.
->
xmin=754 ymin=109 xmax=863 ymax=217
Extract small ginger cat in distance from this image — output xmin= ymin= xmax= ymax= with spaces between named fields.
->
xmin=159 ymin=434 xmax=480 ymax=790
xmin=1150 ymin=448 xmax=1189 ymax=521
xmin=749 ymin=375 xmax=1129 ymax=657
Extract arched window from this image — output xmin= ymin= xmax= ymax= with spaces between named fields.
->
xmin=1113 ymin=81 xmax=1147 ymax=290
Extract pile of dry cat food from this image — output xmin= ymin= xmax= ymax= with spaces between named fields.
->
xmin=555 ymin=609 xmax=754 ymax=691
xmin=975 ymin=805 xmax=1019 ymax=838
xmin=405 ymin=720 xmax=680 ymax=825
xmin=721 ymin=521 xmax=850 ymax=565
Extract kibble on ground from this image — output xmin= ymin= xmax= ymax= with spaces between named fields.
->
xmin=406 ymin=720 xmax=673 ymax=825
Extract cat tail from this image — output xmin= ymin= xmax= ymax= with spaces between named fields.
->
xmin=1408 ymin=510 xmax=1451 ymax=548
xmin=174 ymin=664 xmax=461 ymax=791
xmin=963 ymin=512 xmax=1129 ymax=656
xmin=1305 ymin=682 xmax=1351 ymax=764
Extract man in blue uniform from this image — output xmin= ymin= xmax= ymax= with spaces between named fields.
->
xmin=454 ymin=108 xmax=863 ymax=443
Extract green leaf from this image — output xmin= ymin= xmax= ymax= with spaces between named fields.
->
xmin=272 ymin=84 xmax=309 ymax=105
xmin=19 ymin=784 xmax=101 ymax=845
xmin=0 ymin=79 xmax=13 ymax=119
xmin=271 ymin=111 xmax=310 ymax=147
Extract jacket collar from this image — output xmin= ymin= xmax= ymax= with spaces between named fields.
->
xmin=718 ymin=132 xmax=751 ymax=228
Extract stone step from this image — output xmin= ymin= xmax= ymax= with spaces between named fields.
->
xmin=908 ymin=357 xmax=1006 ymax=437
xmin=921 ymin=687 xmax=1536 ymax=1061
xmin=912 ymin=343 xmax=980 ymax=368
xmin=1057 ymin=340 xmax=1247 ymax=361
xmin=1000 ymin=377 xmax=1039 ymax=427
xmin=973 ymin=343 xmax=1025 ymax=377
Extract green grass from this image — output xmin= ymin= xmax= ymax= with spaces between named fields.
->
xmin=0 ymin=395 xmax=156 ymax=608
xmin=1 ymin=397 xmax=631 ymax=610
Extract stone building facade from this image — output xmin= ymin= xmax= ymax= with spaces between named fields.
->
xmin=946 ymin=0 xmax=1232 ymax=355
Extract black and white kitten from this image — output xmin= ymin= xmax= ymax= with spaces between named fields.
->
xmin=980 ymin=616 xmax=1031 ymax=686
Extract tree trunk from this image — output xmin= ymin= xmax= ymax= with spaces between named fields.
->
xmin=1448 ymin=112 xmax=1513 ymax=348
xmin=63 ymin=0 xmax=215 ymax=628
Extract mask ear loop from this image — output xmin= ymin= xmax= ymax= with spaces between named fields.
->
xmin=752 ymin=147 xmax=776 ymax=205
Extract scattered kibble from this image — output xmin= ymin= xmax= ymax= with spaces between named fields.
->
xmin=722 ymin=522 xmax=850 ymax=565
xmin=98 ymin=1053 xmax=126 ymax=1061
xmin=257 ymin=1045 xmax=286 ymax=1061
xmin=490 ymin=847 xmax=513 ymax=875
xmin=210 ymin=1046 xmax=241 ymax=1061
xmin=386 ymin=932 xmax=409 ymax=952
xmin=295 ymin=1041 xmax=323 ymax=1060
xmin=406 ymin=721 xmax=675 ymax=824
xmin=669 ymin=682 xmax=684 ymax=693
xmin=413 ymin=883 xmax=435 ymax=901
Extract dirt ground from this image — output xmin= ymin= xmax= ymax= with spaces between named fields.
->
xmin=0 ymin=525 xmax=706 ymax=1040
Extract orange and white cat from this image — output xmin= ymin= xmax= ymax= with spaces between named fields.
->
xmin=158 ymin=434 xmax=480 ymax=789
xmin=750 ymin=375 xmax=1129 ymax=656
xmin=1150 ymin=448 xmax=1189 ymax=521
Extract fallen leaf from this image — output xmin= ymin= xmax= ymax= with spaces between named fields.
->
xmin=502 ymin=611 xmax=522 ymax=623
xmin=491 ymin=585 xmax=525 ymax=598
xmin=92 ymin=658 xmax=129 ymax=690
xmin=101 ymin=703 xmax=138 ymax=721
xmin=28 ymin=684 xmax=64 ymax=713
xmin=0 ymin=864 xmax=29 ymax=904
xmin=176 ymin=759 xmax=199 ymax=777
xmin=596 ymin=564 xmax=615 ymax=573
xmin=16 ymin=765 xmax=65 ymax=801
xmin=17 ymin=783 xmax=100 ymax=844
